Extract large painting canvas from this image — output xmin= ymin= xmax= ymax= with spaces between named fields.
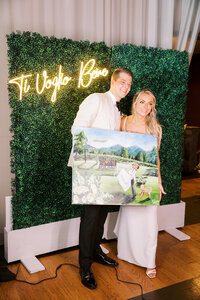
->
xmin=72 ymin=126 xmax=159 ymax=206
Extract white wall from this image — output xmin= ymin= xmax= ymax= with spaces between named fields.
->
xmin=0 ymin=2 xmax=12 ymax=244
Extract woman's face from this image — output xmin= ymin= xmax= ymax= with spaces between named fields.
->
xmin=135 ymin=93 xmax=154 ymax=118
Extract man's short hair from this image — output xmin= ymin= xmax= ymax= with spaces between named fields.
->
xmin=111 ymin=68 xmax=133 ymax=81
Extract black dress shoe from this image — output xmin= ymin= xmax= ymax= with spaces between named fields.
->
xmin=80 ymin=268 xmax=97 ymax=290
xmin=94 ymin=253 xmax=119 ymax=267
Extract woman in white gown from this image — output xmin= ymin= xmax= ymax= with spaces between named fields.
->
xmin=114 ymin=89 xmax=166 ymax=278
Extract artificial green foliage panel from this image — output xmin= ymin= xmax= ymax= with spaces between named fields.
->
xmin=111 ymin=44 xmax=189 ymax=205
xmin=7 ymin=32 xmax=188 ymax=230
xmin=7 ymin=32 xmax=111 ymax=229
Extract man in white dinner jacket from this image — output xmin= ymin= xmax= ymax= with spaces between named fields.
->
xmin=71 ymin=68 xmax=133 ymax=289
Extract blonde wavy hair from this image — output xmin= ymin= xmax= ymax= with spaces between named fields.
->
xmin=131 ymin=89 xmax=162 ymax=146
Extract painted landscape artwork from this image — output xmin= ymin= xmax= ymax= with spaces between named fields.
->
xmin=72 ymin=126 xmax=159 ymax=206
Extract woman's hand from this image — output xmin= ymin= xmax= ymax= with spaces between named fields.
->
xmin=159 ymin=183 xmax=166 ymax=201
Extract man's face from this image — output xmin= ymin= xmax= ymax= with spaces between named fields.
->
xmin=111 ymin=72 xmax=132 ymax=101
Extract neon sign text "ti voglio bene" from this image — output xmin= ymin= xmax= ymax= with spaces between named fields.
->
xmin=8 ymin=59 xmax=109 ymax=103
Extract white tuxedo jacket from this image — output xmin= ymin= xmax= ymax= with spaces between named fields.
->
xmin=68 ymin=91 xmax=121 ymax=166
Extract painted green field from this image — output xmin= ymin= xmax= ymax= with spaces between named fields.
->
xmin=73 ymin=158 xmax=159 ymax=205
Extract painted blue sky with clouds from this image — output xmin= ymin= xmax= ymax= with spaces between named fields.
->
xmin=73 ymin=126 xmax=157 ymax=151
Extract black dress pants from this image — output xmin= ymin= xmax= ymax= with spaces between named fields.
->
xmin=79 ymin=204 xmax=109 ymax=271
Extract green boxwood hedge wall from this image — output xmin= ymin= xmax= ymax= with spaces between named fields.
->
xmin=111 ymin=44 xmax=189 ymax=205
xmin=7 ymin=32 xmax=111 ymax=229
xmin=7 ymin=32 xmax=188 ymax=230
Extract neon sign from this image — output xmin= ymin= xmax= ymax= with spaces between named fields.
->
xmin=36 ymin=65 xmax=71 ymax=102
xmin=8 ymin=59 xmax=109 ymax=102
xmin=78 ymin=59 xmax=108 ymax=88
xmin=9 ymin=74 xmax=32 ymax=100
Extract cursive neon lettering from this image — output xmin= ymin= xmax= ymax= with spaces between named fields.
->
xmin=9 ymin=74 xmax=32 ymax=100
xmin=36 ymin=65 xmax=71 ymax=102
xmin=78 ymin=59 xmax=108 ymax=88
xmin=8 ymin=60 xmax=108 ymax=102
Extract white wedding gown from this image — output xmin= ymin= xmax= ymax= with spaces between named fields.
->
xmin=114 ymin=205 xmax=158 ymax=268
xmin=114 ymin=116 xmax=158 ymax=268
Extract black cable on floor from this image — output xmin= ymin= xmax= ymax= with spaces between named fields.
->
xmin=15 ymin=262 xmax=79 ymax=285
xmin=13 ymin=262 xmax=144 ymax=299
xmin=114 ymin=266 xmax=144 ymax=300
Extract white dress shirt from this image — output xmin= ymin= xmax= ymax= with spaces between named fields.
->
xmin=68 ymin=91 xmax=121 ymax=166
xmin=72 ymin=91 xmax=121 ymax=131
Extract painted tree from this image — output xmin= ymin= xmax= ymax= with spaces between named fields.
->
xmin=73 ymin=131 xmax=88 ymax=158
xmin=120 ymin=147 xmax=129 ymax=158
xmin=149 ymin=146 xmax=157 ymax=164
xmin=143 ymin=152 xmax=149 ymax=162
xmin=135 ymin=151 xmax=144 ymax=162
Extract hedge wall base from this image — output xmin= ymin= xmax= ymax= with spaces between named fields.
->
xmin=4 ymin=196 xmax=190 ymax=273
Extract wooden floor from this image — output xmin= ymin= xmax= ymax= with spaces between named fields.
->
xmin=181 ymin=175 xmax=200 ymax=225
xmin=0 ymin=175 xmax=200 ymax=300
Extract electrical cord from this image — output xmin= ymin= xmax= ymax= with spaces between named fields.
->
xmin=113 ymin=266 xmax=144 ymax=300
xmin=13 ymin=262 xmax=144 ymax=299
xmin=14 ymin=263 xmax=79 ymax=285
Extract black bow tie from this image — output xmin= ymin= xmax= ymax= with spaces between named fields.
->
xmin=116 ymin=102 xmax=120 ymax=110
